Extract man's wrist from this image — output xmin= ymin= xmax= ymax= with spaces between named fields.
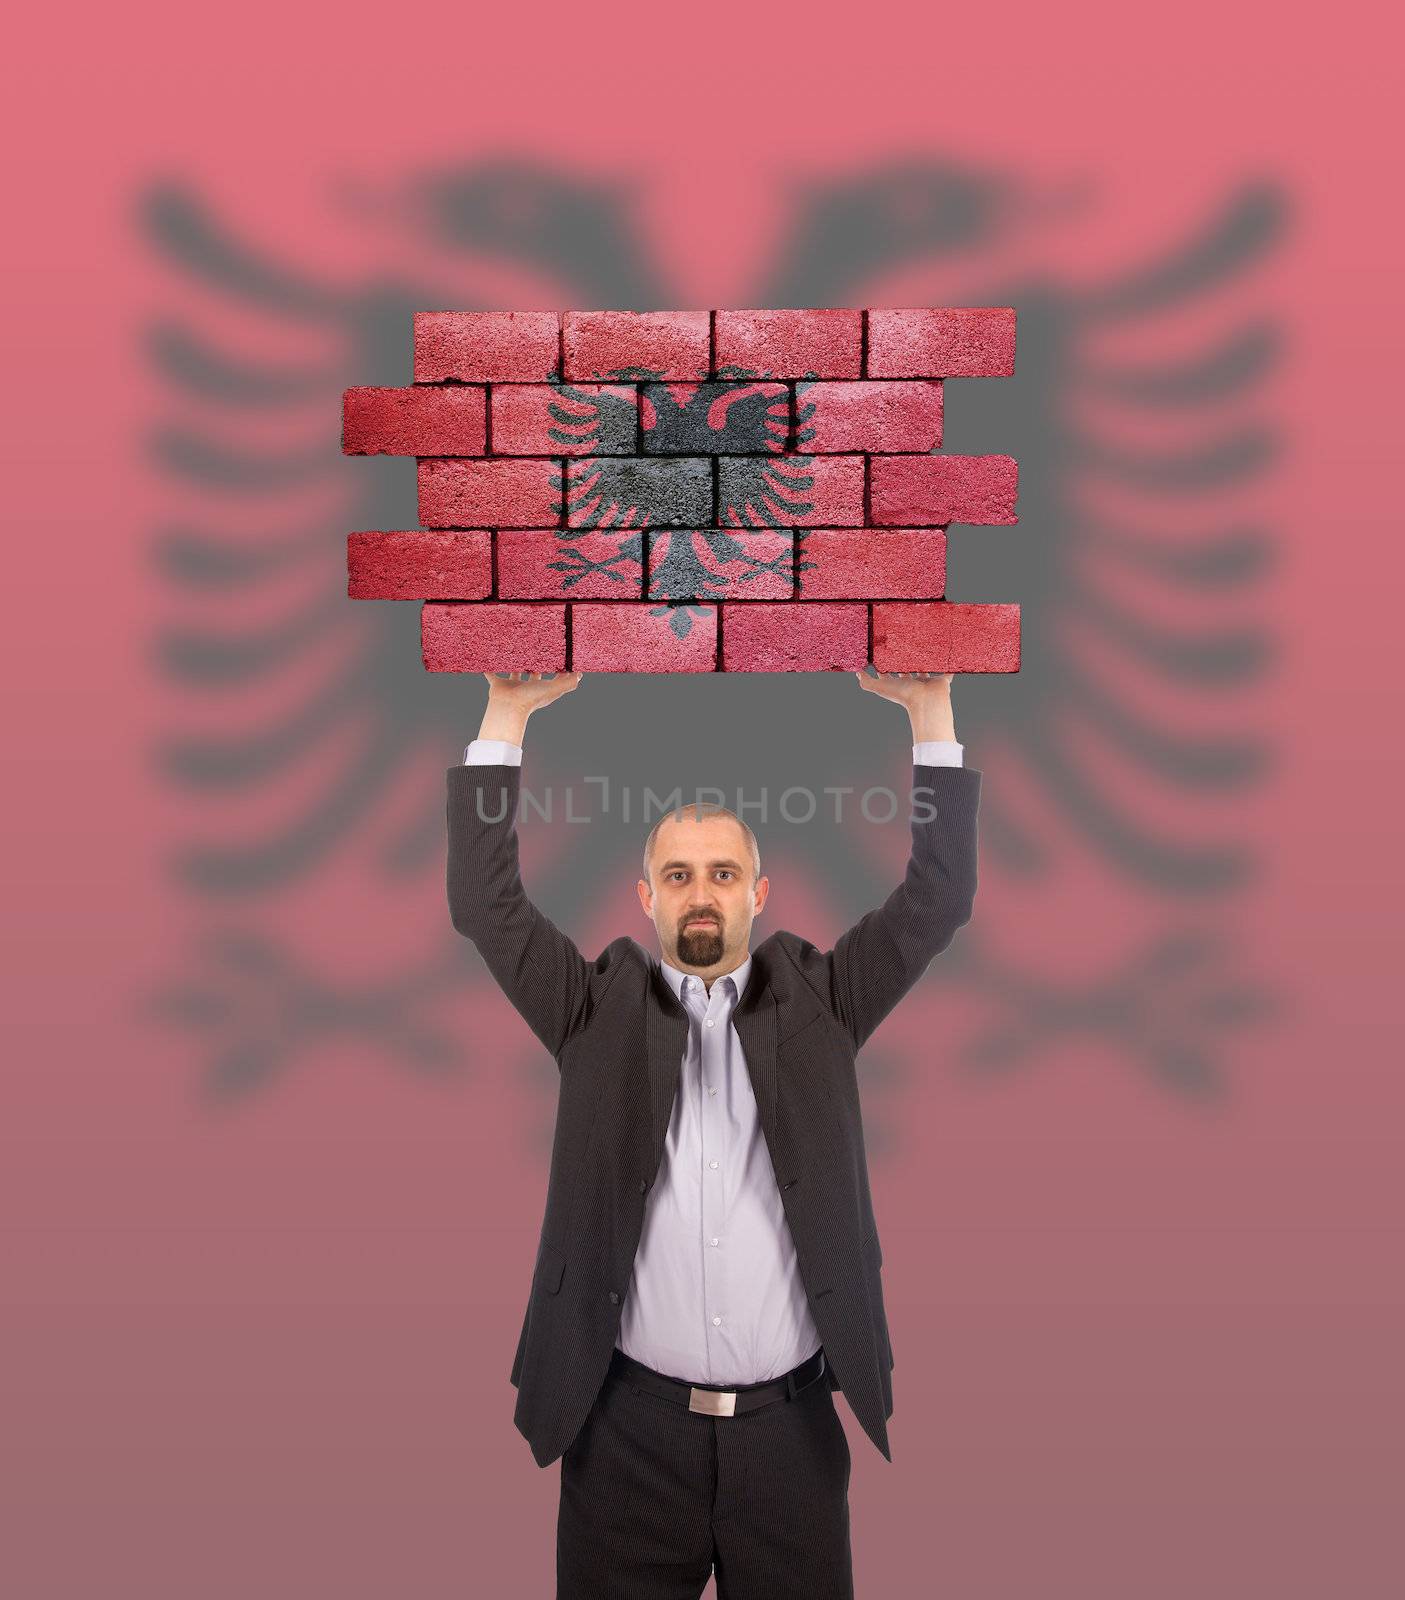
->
xmin=908 ymin=708 xmax=956 ymax=742
xmin=478 ymin=705 xmax=529 ymax=743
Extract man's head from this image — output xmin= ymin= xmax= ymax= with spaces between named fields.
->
xmin=637 ymin=802 xmax=769 ymax=977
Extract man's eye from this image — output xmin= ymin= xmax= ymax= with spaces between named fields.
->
xmin=717 ymin=871 xmax=734 ymax=880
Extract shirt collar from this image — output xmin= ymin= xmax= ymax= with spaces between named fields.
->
xmin=658 ymin=950 xmax=752 ymax=1005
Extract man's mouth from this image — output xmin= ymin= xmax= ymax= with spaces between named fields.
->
xmin=686 ymin=918 xmax=717 ymax=927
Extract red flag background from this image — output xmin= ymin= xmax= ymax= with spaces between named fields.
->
xmin=3 ymin=5 xmax=1400 ymax=1597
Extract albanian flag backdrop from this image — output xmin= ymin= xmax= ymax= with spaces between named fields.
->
xmin=3 ymin=5 xmax=1401 ymax=1599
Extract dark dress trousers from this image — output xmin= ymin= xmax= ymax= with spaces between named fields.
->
xmin=446 ymin=759 xmax=981 ymax=1471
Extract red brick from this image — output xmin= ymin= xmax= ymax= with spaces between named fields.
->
xmin=414 ymin=312 xmax=560 ymax=382
xmin=872 ymin=602 xmax=1021 ymax=672
xmin=342 ymin=386 xmax=485 ymax=456
xmin=866 ymin=308 xmax=1016 ymax=378
xmin=721 ymin=602 xmax=867 ymax=671
xmin=491 ymin=384 xmax=637 ymax=455
xmin=497 ymin=529 xmax=643 ymax=599
xmin=563 ymin=311 xmax=710 ymax=381
xmin=422 ymin=602 xmax=566 ymax=672
xmin=348 ymin=530 xmax=490 ymax=600
xmin=718 ymin=455 xmax=864 ymax=527
xmin=869 ymin=455 xmax=1018 ymax=525
xmin=570 ymin=603 xmax=717 ymax=671
xmin=647 ymin=529 xmax=793 ymax=600
xmin=714 ymin=309 xmax=861 ymax=379
xmin=565 ymin=457 xmax=712 ymax=529
xmin=796 ymin=530 xmax=945 ymax=599
xmin=641 ymin=382 xmax=789 ymax=454
xmin=797 ymin=381 xmax=941 ymax=453
xmin=418 ymin=458 xmax=560 ymax=528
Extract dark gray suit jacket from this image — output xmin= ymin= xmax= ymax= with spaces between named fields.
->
xmin=447 ymin=759 xmax=981 ymax=1467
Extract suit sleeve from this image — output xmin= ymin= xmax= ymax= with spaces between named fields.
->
xmin=446 ymin=761 xmax=594 ymax=1060
xmin=790 ymin=762 xmax=981 ymax=1051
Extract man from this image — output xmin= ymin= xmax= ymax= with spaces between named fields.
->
xmin=447 ymin=666 xmax=980 ymax=1598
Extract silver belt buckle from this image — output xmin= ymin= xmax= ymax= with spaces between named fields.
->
xmin=689 ymin=1385 xmax=737 ymax=1417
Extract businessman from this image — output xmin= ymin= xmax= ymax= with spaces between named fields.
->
xmin=447 ymin=667 xmax=981 ymax=1598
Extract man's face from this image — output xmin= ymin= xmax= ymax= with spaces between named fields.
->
xmin=637 ymin=812 xmax=769 ymax=974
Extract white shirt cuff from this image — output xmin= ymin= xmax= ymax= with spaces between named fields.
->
xmin=913 ymin=740 xmax=963 ymax=767
xmin=464 ymin=739 xmax=954 ymax=768
xmin=464 ymin=739 xmax=523 ymax=765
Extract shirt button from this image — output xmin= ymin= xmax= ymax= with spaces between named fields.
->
xmin=709 ymin=1160 xmax=718 ymax=1169
xmin=712 ymin=1316 xmax=722 ymax=1326
xmin=609 ymin=1291 xmax=620 ymax=1305
xmin=710 ymin=1237 xmax=719 ymax=1247
xmin=708 ymin=1087 xmax=717 ymax=1096
xmin=705 ymin=1019 xmax=715 ymax=1028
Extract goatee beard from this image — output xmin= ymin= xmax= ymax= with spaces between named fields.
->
xmin=678 ymin=923 xmax=723 ymax=964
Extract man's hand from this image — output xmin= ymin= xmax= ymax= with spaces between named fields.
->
xmin=477 ymin=670 xmax=584 ymax=744
xmin=483 ymin=669 xmax=584 ymax=711
xmin=853 ymin=666 xmax=957 ymax=743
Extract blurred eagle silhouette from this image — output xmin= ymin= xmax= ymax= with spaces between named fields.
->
xmin=141 ymin=158 xmax=1284 ymax=1113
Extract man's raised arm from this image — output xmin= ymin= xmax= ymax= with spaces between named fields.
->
xmin=789 ymin=671 xmax=981 ymax=1051
xmin=446 ymin=670 xmax=594 ymax=1060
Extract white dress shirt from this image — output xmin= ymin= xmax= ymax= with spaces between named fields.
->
xmin=462 ymin=733 xmax=964 ymax=1382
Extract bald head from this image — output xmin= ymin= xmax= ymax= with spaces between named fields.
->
xmin=642 ymin=802 xmax=760 ymax=889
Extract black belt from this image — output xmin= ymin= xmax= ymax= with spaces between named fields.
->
xmin=607 ymin=1345 xmax=827 ymax=1417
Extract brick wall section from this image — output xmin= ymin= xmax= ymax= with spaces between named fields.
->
xmin=564 ymin=457 xmax=711 ymax=528
xmin=722 ymin=602 xmax=868 ymax=671
xmin=344 ymin=308 xmax=1021 ymax=672
xmin=795 ymin=530 xmax=946 ymax=600
xmin=866 ymin=308 xmax=1016 ymax=378
xmin=873 ymin=602 xmax=1022 ymax=672
xmin=423 ymin=601 xmax=566 ymax=672
xmin=414 ymin=312 xmax=560 ymax=382
xmin=870 ymin=454 xmax=1019 ymax=526
xmin=491 ymin=384 xmax=637 ymax=455
xmin=573 ymin=603 xmax=719 ymax=672
xmin=717 ymin=455 xmax=864 ymax=526
xmin=498 ymin=529 xmax=644 ymax=600
xmin=648 ymin=529 xmax=793 ymax=600
xmin=343 ymin=386 xmax=485 ymax=456
xmin=347 ymin=530 xmax=491 ymax=599
xmin=798 ymin=381 xmax=942 ymax=453
xmin=419 ymin=459 xmax=560 ymax=527
xmin=714 ymin=309 xmax=862 ymax=379
xmin=564 ymin=312 xmax=710 ymax=381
